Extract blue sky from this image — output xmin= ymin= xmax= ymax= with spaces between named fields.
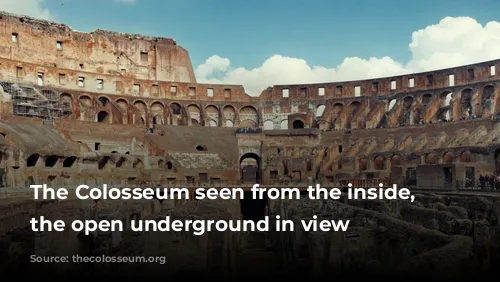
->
xmin=2 ymin=0 xmax=500 ymax=94
xmin=39 ymin=0 xmax=499 ymax=68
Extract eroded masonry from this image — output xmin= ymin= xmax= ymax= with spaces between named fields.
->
xmin=1 ymin=11 xmax=500 ymax=277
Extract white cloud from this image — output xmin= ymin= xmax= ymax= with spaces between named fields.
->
xmin=195 ymin=16 xmax=500 ymax=96
xmin=0 ymin=0 xmax=52 ymax=20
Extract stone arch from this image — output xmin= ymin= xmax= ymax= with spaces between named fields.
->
xmin=239 ymin=106 xmax=258 ymax=128
xmin=345 ymin=101 xmax=361 ymax=129
xmin=205 ymin=105 xmax=219 ymax=127
xmin=170 ymin=102 xmax=182 ymax=115
xmin=329 ymin=103 xmax=343 ymax=129
xmin=481 ymin=85 xmax=494 ymax=116
xmin=63 ymin=156 xmax=77 ymax=168
xmin=26 ymin=154 xmax=40 ymax=167
xmin=359 ymin=158 xmax=368 ymax=171
xmin=115 ymin=157 xmax=127 ymax=168
xmin=98 ymin=156 xmax=110 ymax=170
xmin=97 ymin=111 xmax=110 ymax=123
xmin=460 ymin=88 xmax=473 ymax=118
xmin=60 ymin=93 xmax=73 ymax=106
xmin=133 ymin=100 xmax=147 ymax=113
xmin=421 ymin=93 xmax=433 ymax=105
xmin=223 ymin=105 xmax=236 ymax=125
xmin=79 ymin=95 xmax=92 ymax=107
xmin=133 ymin=100 xmax=147 ymax=125
xmin=459 ymin=150 xmax=471 ymax=162
xmin=116 ymin=98 xmax=129 ymax=111
xmin=443 ymin=151 xmax=454 ymax=163
xmin=151 ymin=102 xmax=165 ymax=125
xmin=263 ymin=120 xmax=274 ymax=130
xmin=374 ymin=156 xmax=385 ymax=170
xmin=402 ymin=96 xmax=414 ymax=124
xmin=292 ymin=119 xmax=304 ymax=129
xmin=188 ymin=104 xmax=202 ymax=124
xmin=425 ymin=153 xmax=436 ymax=164
xmin=98 ymin=96 xmax=110 ymax=107
xmin=391 ymin=154 xmax=402 ymax=166
xmin=280 ymin=119 xmax=288 ymax=129
xmin=45 ymin=155 xmax=58 ymax=167
xmin=240 ymin=153 xmax=260 ymax=183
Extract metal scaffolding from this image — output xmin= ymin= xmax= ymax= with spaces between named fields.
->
xmin=0 ymin=81 xmax=72 ymax=120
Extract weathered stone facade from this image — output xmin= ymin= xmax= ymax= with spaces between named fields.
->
xmin=0 ymin=10 xmax=500 ymax=278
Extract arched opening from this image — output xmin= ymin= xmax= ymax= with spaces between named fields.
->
xmin=240 ymin=153 xmax=264 ymax=221
xmin=170 ymin=103 xmax=181 ymax=115
xmin=421 ymin=94 xmax=433 ymax=106
xmin=263 ymin=120 xmax=274 ymax=130
xmin=359 ymin=158 xmax=368 ymax=171
xmin=97 ymin=111 xmax=109 ymax=123
xmin=116 ymin=99 xmax=128 ymax=111
xmin=166 ymin=161 xmax=173 ymax=170
xmin=459 ymin=150 xmax=471 ymax=162
xmin=98 ymin=157 xmax=110 ymax=170
xmin=116 ymin=157 xmax=126 ymax=168
xmin=196 ymin=145 xmax=207 ymax=151
xmin=79 ymin=95 xmax=92 ymax=107
xmin=402 ymin=96 xmax=414 ymax=124
xmin=292 ymin=120 xmax=304 ymax=129
xmin=63 ymin=156 xmax=77 ymax=168
xmin=461 ymin=89 xmax=473 ymax=118
xmin=98 ymin=96 xmax=109 ymax=106
xmin=188 ymin=104 xmax=202 ymax=125
xmin=240 ymin=153 xmax=260 ymax=183
xmin=280 ymin=120 xmax=288 ymax=129
xmin=27 ymin=154 xmax=40 ymax=167
xmin=374 ymin=156 xmax=385 ymax=170
xmin=391 ymin=154 xmax=402 ymax=166
xmin=205 ymin=105 xmax=220 ymax=126
xmin=443 ymin=152 xmax=454 ymax=163
xmin=45 ymin=156 xmax=58 ymax=167
xmin=425 ymin=153 xmax=436 ymax=164
xmin=481 ymin=85 xmax=494 ymax=117
xmin=223 ymin=105 xmax=236 ymax=126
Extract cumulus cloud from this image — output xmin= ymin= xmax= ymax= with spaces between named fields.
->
xmin=195 ymin=17 xmax=500 ymax=96
xmin=0 ymin=0 xmax=52 ymax=20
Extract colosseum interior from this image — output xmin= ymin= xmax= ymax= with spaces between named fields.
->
xmin=0 ymin=10 xmax=500 ymax=279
